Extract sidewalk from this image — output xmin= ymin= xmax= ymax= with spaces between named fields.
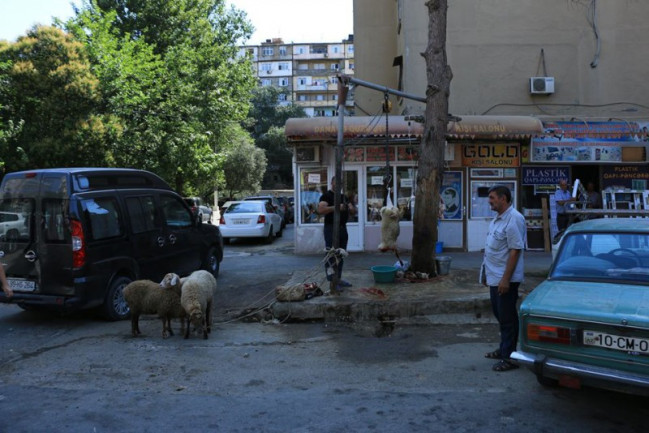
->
xmin=270 ymin=251 xmax=553 ymax=324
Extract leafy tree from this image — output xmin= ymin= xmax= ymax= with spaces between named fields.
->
xmin=245 ymin=86 xmax=306 ymax=188
xmin=245 ymin=86 xmax=306 ymax=139
xmin=411 ymin=0 xmax=452 ymax=275
xmin=66 ymin=0 xmax=257 ymax=192
xmin=220 ymin=124 xmax=267 ymax=199
xmin=256 ymin=126 xmax=292 ymax=188
xmin=0 ymin=27 xmax=119 ymax=171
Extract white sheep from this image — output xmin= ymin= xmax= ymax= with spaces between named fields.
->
xmin=161 ymin=270 xmax=216 ymax=339
xmin=378 ymin=206 xmax=401 ymax=251
xmin=123 ymin=274 xmax=185 ymax=338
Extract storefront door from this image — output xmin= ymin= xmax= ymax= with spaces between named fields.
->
xmin=342 ymin=167 xmax=363 ymax=252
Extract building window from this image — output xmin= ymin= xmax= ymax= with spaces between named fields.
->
xmin=314 ymin=63 xmax=325 ymax=70
xmin=278 ymin=62 xmax=290 ymax=70
xmin=279 ymin=46 xmax=287 ymax=56
xmin=298 ymin=78 xmax=307 ymax=85
xmin=261 ymin=79 xmax=271 ymax=86
xmin=279 ymin=78 xmax=288 ymax=86
xmin=262 ymin=47 xmax=274 ymax=56
xmin=331 ymin=63 xmax=339 ymax=70
xmin=261 ymin=63 xmax=272 ymax=72
xmin=299 ymin=95 xmax=307 ymax=101
xmin=348 ymin=45 xmax=354 ymax=53
xmin=296 ymin=47 xmax=305 ymax=54
xmin=349 ymin=62 xmax=355 ymax=70
xmin=278 ymin=93 xmax=287 ymax=101
xmin=316 ymin=94 xmax=324 ymax=101
xmin=333 ymin=46 xmax=339 ymax=54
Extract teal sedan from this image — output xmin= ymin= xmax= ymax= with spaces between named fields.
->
xmin=512 ymin=218 xmax=649 ymax=395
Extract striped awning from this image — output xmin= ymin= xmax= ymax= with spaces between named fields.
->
xmin=285 ymin=115 xmax=544 ymax=143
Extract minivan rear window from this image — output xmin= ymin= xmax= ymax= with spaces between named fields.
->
xmin=0 ymin=199 xmax=33 ymax=243
xmin=81 ymin=198 xmax=123 ymax=240
xmin=43 ymin=199 xmax=69 ymax=242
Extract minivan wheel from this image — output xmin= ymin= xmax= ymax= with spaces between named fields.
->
xmin=202 ymin=246 xmax=220 ymax=278
xmin=103 ymin=276 xmax=132 ymax=321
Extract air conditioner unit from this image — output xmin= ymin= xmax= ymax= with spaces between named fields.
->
xmin=266 ymin=70 xmax=273 ymax=74
xmin=530 ymin=77 xmax=555 ymax=95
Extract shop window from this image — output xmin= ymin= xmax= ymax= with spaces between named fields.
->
xmin=396 ymin=167 xmax=417 ymax=221
xmin=299 ymin=168 xmax=327 ymax=224
xmin=366 ymin=166 xmax=390 ymax=222
xmin=470 ymin=180 xmax=517 ymax=219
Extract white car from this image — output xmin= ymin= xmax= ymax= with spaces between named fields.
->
xmin=183 ymin=197 xmax=212 ymax=224
xmin=219 ymin=200 xmax=283 ymax=243
xmin=0 ymin=211 xmax=28 ymax=240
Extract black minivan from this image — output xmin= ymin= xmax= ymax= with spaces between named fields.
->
xmin=0 ymin=168 xmax=223 ymax=320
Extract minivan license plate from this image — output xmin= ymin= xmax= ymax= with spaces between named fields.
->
xmin=232 ymin=219 xmax=249 ymax=225
xmin=7 ymin=278 xmax=37 ymax=292
xmin=583 ymin=330 xmax=649 ymax=354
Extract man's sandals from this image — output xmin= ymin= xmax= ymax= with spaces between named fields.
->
xmin=484 ymin=349 xmax=501 ymax=359
xmin=492 ymin=359 xmax=519 ymax=372
xmin=485 ymin=349 xmax=519 ymax=371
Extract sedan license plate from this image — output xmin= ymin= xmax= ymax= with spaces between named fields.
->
xmin=583 ymin=330 xmax=649 ymax=354
xmin=7 ymin=278 xmax=37 ymax=292
xmin=232 ymin=219 xmax=249 ymax=225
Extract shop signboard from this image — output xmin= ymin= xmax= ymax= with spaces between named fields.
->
xmin=521 ymin=166 xmax=570 ymax=185
xmin=531 ymin=138 xmax=625 ymax=162
xmin=602 ymin=165 xmax=649 ymax=189
xmin=461 ymin=143 xmax=519 ymax=167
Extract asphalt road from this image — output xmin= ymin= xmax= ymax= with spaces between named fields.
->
xmin=1 ymin=226 xmax=647 ymax=432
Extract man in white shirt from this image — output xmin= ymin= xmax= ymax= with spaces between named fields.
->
xmin=481 ymin=185 xmax=525 ymax=372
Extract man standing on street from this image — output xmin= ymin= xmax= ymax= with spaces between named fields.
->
xmin=481 ymin=185 xmax=525 ymax=372
xmin=318 ymin=177 xmax=355 ymax=290
xmin=554 ymin=179 xmax=575 ymax=231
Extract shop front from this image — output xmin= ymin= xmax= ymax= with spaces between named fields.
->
xmin=286 ymin=115 xmax=544 ymax=254
xmin=523 ymin=120 xmax=649 ymax=242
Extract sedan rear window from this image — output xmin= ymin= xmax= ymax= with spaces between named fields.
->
xmin=227 ymin=202 xmax=263 ymax=213
xmin=552 ymin=232 xmax=649 ymax=283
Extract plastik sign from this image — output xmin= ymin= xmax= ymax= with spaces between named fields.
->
xmin=522 ymin=166 xmax=570 ymax=185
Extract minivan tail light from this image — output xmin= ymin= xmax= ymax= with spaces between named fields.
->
xmin=71 ymin=219 xmax=86 ymax=268
xmin=257 ymin=215 xmax=266 ymax=224
xmin=219 ymin=216 xmax=225 ymax=225
xmin=527 ymin=324 xmax=571 ymax=345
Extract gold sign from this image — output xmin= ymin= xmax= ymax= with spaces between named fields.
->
xmin=462 ymin=144 xmax=520 ymax=167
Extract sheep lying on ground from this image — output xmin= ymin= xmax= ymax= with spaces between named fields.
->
xmin=161 ymin=270 xmax=216 ymax=339
xmin=378 ymin=206 xmax=401 ymax=251
xmin=123 ymin=274 xmax=185 ymax=338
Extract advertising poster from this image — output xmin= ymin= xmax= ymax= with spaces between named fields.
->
xmin=441 ymin=171 xmax=462 ymax=220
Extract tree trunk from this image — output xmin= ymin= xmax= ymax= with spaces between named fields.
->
xmin=411 ymin=0 xmax=452 ymax=275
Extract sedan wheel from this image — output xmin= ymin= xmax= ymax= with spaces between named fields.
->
xmin=264 ymin=226 xmax=274 ymax=244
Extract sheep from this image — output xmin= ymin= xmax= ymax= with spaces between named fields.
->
xmin=123 ymin=274 xmax=186 ymax=339
xmin=378 ymin=206 xmax=401 ymax=252
xmin=161 ymin=270 xmax=216 ymax=339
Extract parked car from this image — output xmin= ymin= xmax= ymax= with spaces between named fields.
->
xmin=219 ymin=200 xmax=283 ymax=244
xmin=276 ymin=196 xmax=293 ymax=224
xmin=0 ymin=211 xmax=29 ymax=241
xmin=512 ymin=218 xmax=649 ymax=396
xmin=183 ymin=197 xmax=213 ymax=224
xmin=0 ymin=168 xmax=224 ymax=320
xmin=243 ymin=195 xmax=286 ymax=228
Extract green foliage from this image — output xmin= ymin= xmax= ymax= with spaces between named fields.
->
xmin=220 ymin=123 xmax=267 ymax=198
xmin=65 ymin=0 xmax=257 ymax=193
xmin=0 ymin=26 xmax=118 ymax=171
xmin=245 ymin=86 xmax=306 ymax=188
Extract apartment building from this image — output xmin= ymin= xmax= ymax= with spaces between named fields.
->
xmin=241 ymin=36 xmax=355 ymax=117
